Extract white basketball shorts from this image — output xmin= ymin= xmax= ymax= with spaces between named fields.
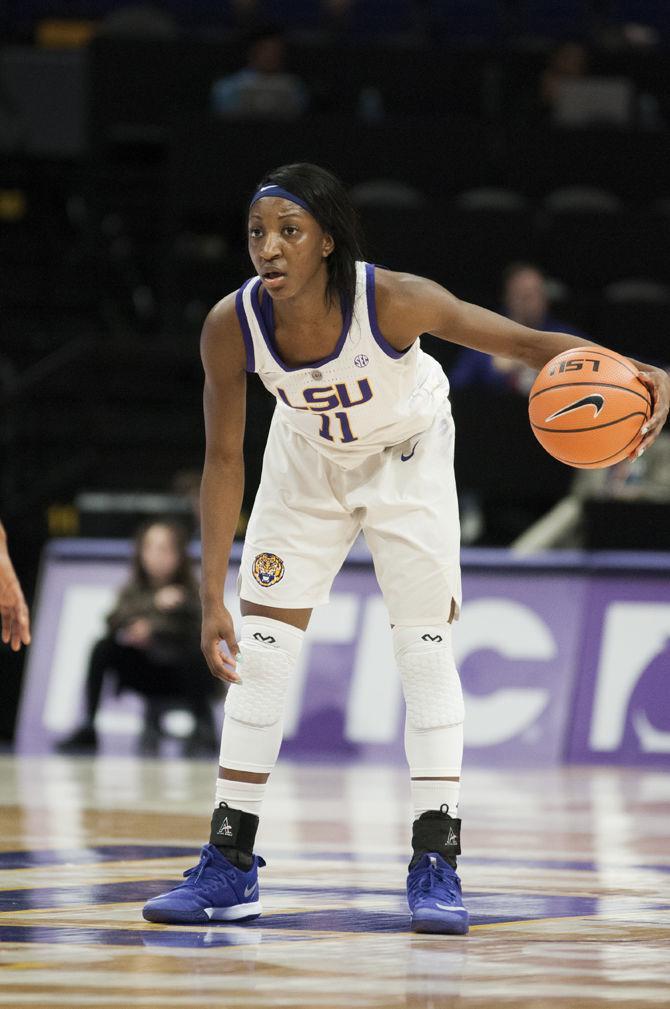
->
xmin=238 ymin=405 xmax=462 ymax=625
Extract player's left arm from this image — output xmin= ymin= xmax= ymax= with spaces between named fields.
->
xmin=375 ymin=269 xmax=670 ymax=453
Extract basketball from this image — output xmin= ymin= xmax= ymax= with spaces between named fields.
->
xmin=528 ymin=348 xmax=652 ymax=469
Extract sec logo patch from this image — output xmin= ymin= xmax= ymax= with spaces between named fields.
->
xmin=252 ymin=552 xmax=285 ymax=587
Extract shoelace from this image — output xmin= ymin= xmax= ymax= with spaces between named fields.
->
xmin=179 ymin=847 xmax=239 ymax=896
xmin=409 ymin=859 xmax=460 ymax=905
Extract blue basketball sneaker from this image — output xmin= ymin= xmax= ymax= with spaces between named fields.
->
xmin=143 ymin=802 xmax=265 ymax=925
xmin=142 ymin=843 xmax=266 ymax=924
xmin=407 ymin=852 xmax=469 ymax=934
xmin=406 ymin=805 xmax=468 ymax=934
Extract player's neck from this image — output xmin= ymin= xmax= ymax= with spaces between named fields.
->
xmin=271 ymin=270 xmax=337 ymax=332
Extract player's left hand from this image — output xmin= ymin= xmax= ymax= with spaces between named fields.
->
xmin=0 ymin=547 xmax=31 ymax=651
xmin=632 ymin=365 xmax=670 ymax=458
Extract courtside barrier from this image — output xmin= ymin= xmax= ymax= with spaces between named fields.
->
xmin=15 ymin=540 xmax=670 ymax=765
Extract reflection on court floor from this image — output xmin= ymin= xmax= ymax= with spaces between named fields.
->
xmin=0 ymin=757 xmax=668 ymax=1007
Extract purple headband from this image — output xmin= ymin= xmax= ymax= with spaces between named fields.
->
xmin=249 ymin=184 xmax=313 ymax=215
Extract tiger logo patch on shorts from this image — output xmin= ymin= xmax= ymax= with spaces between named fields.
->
xmin=252 ymin=552 xmax=285 ymax=587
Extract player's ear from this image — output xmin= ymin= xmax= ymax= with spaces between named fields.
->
xmin=322 ymin=232 xmax=334 ymax=258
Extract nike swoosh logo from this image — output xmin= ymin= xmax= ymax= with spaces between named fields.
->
xmin=545 ymin=394 xmax=605 ymax=423
xmin=244 ymin=883 xmax=257 ymax=898
xmin=400 ymin=441 xmax=420 ymax=461
xmin=435 ymin=903 xmax=466 ymax=911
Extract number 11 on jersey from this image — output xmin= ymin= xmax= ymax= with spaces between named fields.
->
xmin=318 ymin=412 xmax=357 ymax=443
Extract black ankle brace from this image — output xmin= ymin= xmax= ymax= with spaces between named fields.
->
xmin=409 ymin=803 xmax=461 ymax=870
xmin=210 ymin=802 xmax=259 ymax=870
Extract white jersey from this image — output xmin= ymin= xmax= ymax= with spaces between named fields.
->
xmin=235 ymin=260 xmax=451 ymax=469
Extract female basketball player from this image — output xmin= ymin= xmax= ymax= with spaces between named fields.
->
xmin=143 ymin=163 xmax=669 ymax=934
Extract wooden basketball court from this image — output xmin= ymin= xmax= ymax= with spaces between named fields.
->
xmin=0 ymin=756 xmax=668 ymax=1007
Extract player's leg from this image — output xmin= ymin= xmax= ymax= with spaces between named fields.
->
xmin=143 ymin=421 xmax=358 ymax=924
xmin=218 ymin=603 xmax=310 ymax=810
xmin=212 ymin=601 xmax=311 ymax=861
xmin=393 ymin=619 xmax=467 ymax=934
xmin=143 ymin=602 xmax=310 ymax=924
xmin=359 ymin=404 xmax=468 ymax=933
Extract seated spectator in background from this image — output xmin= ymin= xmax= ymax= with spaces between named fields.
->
xmin=450 ymin=262 xmax=587 ymax=392
xmin=539 ymin=39 xmax=647 ymax=128
xmin=539 ymin=41 xmax=590 ymax=119
xmin=57 ymin=518 xmax=219 ymax=756
xmin=210 ymin=25 xmax=309 ymax=120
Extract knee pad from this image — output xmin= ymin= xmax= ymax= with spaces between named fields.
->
xmin=393 ymin=624 xmax=464 ymax=730
xmin=224 ymin=616 xmax=304 ymax=728
xmin=221 ymin=616 xmax=304 ymax=774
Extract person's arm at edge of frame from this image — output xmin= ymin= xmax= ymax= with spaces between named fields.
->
xmin=376 ymin=270 xmax=670 ymax=458
xmin=199 ymin=293 xmax=247 ymax=685
xmin=0 ymin=518 xmax=31 ymax=650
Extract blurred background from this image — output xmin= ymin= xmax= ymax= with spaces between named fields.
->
xmin=2 ymin=0 xmax=670 ymax=758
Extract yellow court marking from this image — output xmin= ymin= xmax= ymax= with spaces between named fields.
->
xmin=470 ymin=910 xmax=670 ymax=933
xmin=470 ymin=914 xmax=596 ymax=931
xmin=0 ymin=900 xmax=347 ymax=923
xmin=0 ymin=961 xmax=53 ymax=970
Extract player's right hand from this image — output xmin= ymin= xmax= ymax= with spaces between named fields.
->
xmin=201 ymin=604 xmax=241 ymax=684
xmin=0 ymin=548 xmax=31 ymax=651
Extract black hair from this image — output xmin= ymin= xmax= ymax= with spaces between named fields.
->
xmin=252 ymin=163 xmax=364 ymax=314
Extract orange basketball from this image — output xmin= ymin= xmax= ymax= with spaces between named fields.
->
xmin=528 ymin=348 xmax=652 ymax=469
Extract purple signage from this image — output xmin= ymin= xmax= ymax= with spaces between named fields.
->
xmin=14 ymin=540 xmax=670 ymax=766
xmin=451 ymin=573 xmax=585 ymax=765
xmin=569 ymin=576 xmax=670 ymax=765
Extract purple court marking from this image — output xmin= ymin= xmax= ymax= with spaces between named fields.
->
xmin=0 ymin=871 xmax=653 ymax=926
xmin=0 ymin=880 xmax=171 ymax=913
xmin=0 ymin=846 xmax=199 ymax=870
xmin=0 ymin=895 xmax=629 ymax=946
xmin=0 ymin=925 xmax=296 ymax=947
xmin=204 ymin=895 xmax=656 ymax=931
xmin=0 ymin=877 xmax=490 ymax=911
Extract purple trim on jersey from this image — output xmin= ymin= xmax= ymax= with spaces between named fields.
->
xmin=365 ymin=262 xmax=411 ymax=360
xmin=249 ymin=185 xmax=313 ymax=216
xmin=235 ymin=279 xmax=257 ymax=373
xmin=250 ymin=283 xmax=353 ymax=373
